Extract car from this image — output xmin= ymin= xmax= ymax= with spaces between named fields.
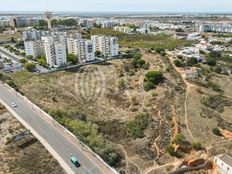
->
xmin=11 ymin=102 xmax=17 ymax=107
xmin=70 ymin=156 xmax=81 ymax=167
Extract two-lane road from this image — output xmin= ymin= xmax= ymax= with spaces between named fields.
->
xmin=0 ymin=83 xmax=115 ymax=174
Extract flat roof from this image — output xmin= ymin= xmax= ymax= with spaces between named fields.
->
xmin=217 ymin=154 xmax=232 ymax=167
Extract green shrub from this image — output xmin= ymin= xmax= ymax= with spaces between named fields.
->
xmin=127 ymin=113 xmax=149 ymax=139
xmin=212 ymin=127 xmax=222 ymax=136
xmin=192 ymin=141 xmax=203 ymax=150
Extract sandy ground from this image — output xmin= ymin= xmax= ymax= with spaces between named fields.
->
xmin=0 ymin=108 xmax=66 ymax=174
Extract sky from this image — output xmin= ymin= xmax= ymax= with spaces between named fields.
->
xmin=0 ymin=0 xmax=232 ymax=13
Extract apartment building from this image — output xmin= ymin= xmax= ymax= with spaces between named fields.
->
xmin=76 ymin=39 xmax=95 ymax=63
xmin=24 ymin=40 xmax=44 ymax=58
xmin=44 ymin=42 xmax=67 ymax=67
xmin=0 ymin=20 xmax=10 ymax=27
xmin=22 ymin=29 xmax=42 ymax=41
xmin=114 ymin=26 xmax=134 ymax=34
xmin=91 ymin=35 xmax=119 ymax=57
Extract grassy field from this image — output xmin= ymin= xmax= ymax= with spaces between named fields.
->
xmin=87 ymin=28 xmax=195 ymax=49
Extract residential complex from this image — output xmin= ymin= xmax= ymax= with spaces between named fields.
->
xmin=199 ymin=23 xmax=232 ymax=33
xmin=91 ymin=35 xmax=119 ymax=57
xmin=24 ymin=40 xmax=44 ymax=58
xmin=44 ymin=40 xmax=67 ymax=67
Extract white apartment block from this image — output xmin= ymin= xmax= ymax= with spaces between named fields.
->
xmin=24 ymin=40 xmax=44 ymax=58
xmin=114 ymin=26 xmax=134 ymax=34
xmin=76 ymin=39 xmax=95 ymax=63
xmin=214 ymin=154 xmax=232 ymax=174
xmin=22 ymin=29 xmax=42 ymax=41
xmin=0 ymin=20 xmax=10 ymax=27
xmin=91 ymin=35 xmax=119 ymax=58
xmin=199 ymin=24 xmax=232 ymax=33
xmin=44 ymin=42 xmax=67 ymax=67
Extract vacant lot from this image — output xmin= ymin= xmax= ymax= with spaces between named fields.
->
xmin=5 ymin=53 xmax=186 ymax=173
xmin=0 ymin=108 xmax=65 ymax=174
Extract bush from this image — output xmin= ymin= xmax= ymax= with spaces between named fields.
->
xmin=174 ymin=59 xmax=184 ymax=67
xmin=192 ymin=142 xmax=203 ymax=150
xmin=19 ymin=58 xmax=28 ymax=64
xmin=144 ymin=81 xmax=154 ymax=91
xmin=145 ymin=71 xmax=164 ymax=85
xmin=173 ymin=134 xmax=186 ymax=145
xmin=186 ymin=57 xmax=198 ymax=67
xmin=212 ymin=127 xmax=222 ymax=136
xmin=206 ymin=58 xmax=217 ymax=66
xmin=166 ymin=145 xmax=175 ymax=156
xmin=24 ymin=62 xmax=36 ymax=72
xmin=127 ymin=113 xmax=149 ymax=139
xmin=49 ymin=109 xmax=122 ymax=166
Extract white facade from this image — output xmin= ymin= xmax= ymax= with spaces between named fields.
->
xmin=91 ymin=35 xmax=119 ymax=58
xmin=199 ymin=24 xmax=232 ymax=33
xmin=24 ymin=40 xmax=44 ymax=58
xmin=44 ymin=42 xmax=67 ymax=67
xmin=22 ymin=30 xmax=42 ymax=41
xmin=76 ymin=39 xmax=95 ymax=63
xmin=214 ymin=154 xmax=232 ymax=174
xmin=0 ymin=20 xmax=10 ymax=27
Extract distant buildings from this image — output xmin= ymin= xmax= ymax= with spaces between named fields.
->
xmin=214 ymin=154 xmax=232 ymax=174
xmin=10 ymin=17 xmax=39 ymax=27
xmin=199 ymin=24 xmax=232 ymax=33
xmin=0 ymin=20 xmax=10 ymax=27
xmin=114 ymin=26 xmax=134 ymax=34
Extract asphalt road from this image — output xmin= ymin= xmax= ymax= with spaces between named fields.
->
xmin=0 ymin=84 xmax=109 ymax=174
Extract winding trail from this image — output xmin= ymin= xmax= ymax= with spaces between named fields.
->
xmin=167 ymin=52 xmax=197 ymax=142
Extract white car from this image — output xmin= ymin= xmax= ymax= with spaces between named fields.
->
xmin=11 ymin=102 xmax=17 ymax=107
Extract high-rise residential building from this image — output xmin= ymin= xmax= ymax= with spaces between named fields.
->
xmin=91 ymin=35 xmax=119 ymax=57
xmin=76 ymin=39 xmax=95 ymax=63
xmin=44 ymin=42 xmax=67 ymax=67
xmin=22 ymin=29 xmax=42 ymax=41
xmin=24 ymin=40 xmax=44 ymax=58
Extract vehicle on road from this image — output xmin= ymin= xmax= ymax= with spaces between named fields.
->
xmin=11 ymin=102 xmax=17 ymax=107
xmin=70 ymin=156 xmax=81 ymax=167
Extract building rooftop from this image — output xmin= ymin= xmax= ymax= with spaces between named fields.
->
xmin=217 ymin=154 xmax=232 ymax=167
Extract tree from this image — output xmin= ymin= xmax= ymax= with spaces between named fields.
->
xmin=209 ymin=51 xmax=221 ymax=59
xmin=175 ymin=28 xmax=184 ymax=32
xmin=10 ymin=37 xmax=16 ymax=43
xmin=24 ymin=62 xmax=36 ymax=72
xmin=19 ymin=58 xmax=28 ymax=64
xmin=145 ymin=71 xmax=164 ymax=85
xmin=67 ymin=54 xmax=78 ymax=65
xmin=174 ymin=59 xmax=184 ymax=67
xmin=26 ymin=55 xmax=33 ymax=60
xmin=186 ymin=57 xmax=198 ymax=67
xmin=95 ymin=50 xmax=102 ymax=57
xmin=206 ymin=58 xmax=217 ymax=66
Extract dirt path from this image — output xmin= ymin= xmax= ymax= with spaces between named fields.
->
xmin=171 ymin=105 xmax=178 ymax=138
xmin=115 ymin=143 xmax=143 ymax=174
xmin=167 ymin=52 xmax=197 ymax=142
